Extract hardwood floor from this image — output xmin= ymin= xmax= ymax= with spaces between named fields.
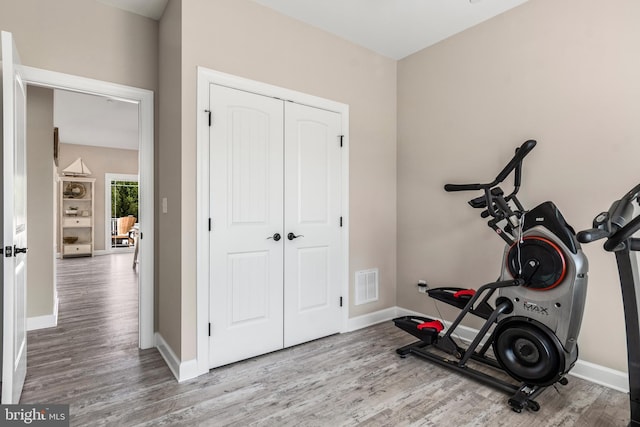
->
xmin=21 ymin=253 xmax=629 ymax=426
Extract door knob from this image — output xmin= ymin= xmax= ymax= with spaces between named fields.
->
xmin=287 ymin=233 xmax=304 ymax=240
xmin=14 ymin=246 xmax=28 ymax=254
xmin=267 ymin=233 xmax=281 ymax=242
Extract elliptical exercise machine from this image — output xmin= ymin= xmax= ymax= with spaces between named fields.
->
xmin=394 ymin=140 xmax=589 ymax=412
xmin=577 ymin=184 xmax=640 ymax=427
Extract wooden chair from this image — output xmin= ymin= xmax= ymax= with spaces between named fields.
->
xmin=111 ymin=216 xmax=137 ymax=247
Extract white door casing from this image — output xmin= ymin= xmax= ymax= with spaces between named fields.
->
xmin=283 ymin=102 xmax=342 ymax=347
xmin=197 ymin=67 xmax=349 ymax=378
xmin=209 ymin=84 xmax=285 ymax=368
xmin=1 ymin=30 xmax=28 ymax=404
xmin=19 ymin=65 xmax=154 ymax=350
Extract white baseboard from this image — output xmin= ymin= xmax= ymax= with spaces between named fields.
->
xmin=27 ymin=297 xmax=59 ymax=331
xmin=94 ymin=249 xmax=134 ymax=256
xmin=570 ymin=359 xmax=629 ymax=393
xmin=155 ymin=332 xmax=202 ymax=383
xmin=56 ymin=250 xmax=119 ymax=258
xmin=103 ymin=248 xmax=135 ymax=255
xmin=346 ymin=307 xmax=401 ymax=332
xmin=392 ymin=306 xmax=629 ymax=393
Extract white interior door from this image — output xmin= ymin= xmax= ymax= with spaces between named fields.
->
xmin=283 ymin=103 xmax=342 ymax=347
xmin=209 ymin=84 xmax=285 ymax=368
xmin=1 ymin=31 xmax=27 ymax=404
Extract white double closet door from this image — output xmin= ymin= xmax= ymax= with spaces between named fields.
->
xmin=209 ymin=84 xmax=343 ymax=368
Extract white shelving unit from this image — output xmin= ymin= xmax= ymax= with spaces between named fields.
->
xmin=59 ymin=176 xmax=95 ymax=258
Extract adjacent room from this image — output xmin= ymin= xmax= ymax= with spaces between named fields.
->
xmin=1 ymin=0 xmax=639 ymax=425
xmin=54 ymin=90 xmax=140 ymax=258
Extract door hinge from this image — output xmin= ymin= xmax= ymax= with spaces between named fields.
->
xmin=205 ymin=109 xmax=212 ymax=126
xmin=140 ymin=232 xmax=143 ymax=239
xmin=208 ymin=323 xmax=211 ymax=336
xmin=339 ymin=135 xmax=344 ymax=147
xmin=340 ymin=216 xmax=343 ymax=227
xmin=4 ymin=246 xmax=12 ymax=257
xmin=208 ymin=218 xmax=212 ymax=231
xmin=340 ymin=297 xmax=343 ymax=307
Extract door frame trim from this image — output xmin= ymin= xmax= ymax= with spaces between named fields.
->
xmin=21 ymin=65 xmax=155 ymax=349
xmin=196 ymin=67 xmax=350 ymax=376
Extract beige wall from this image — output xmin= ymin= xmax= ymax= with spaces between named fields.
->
xmin=26 ymin=87 xmax=55 ymax=318
xmin=0 ymin=0 xmax=158 ymax=91
xmin=157 ymin=0 xmax=183 ymax=356
xmin=397 ymin=0 xmax=640 ymax=372
xmin=159 ymin=0 xmax=398 ymax=360
xmin=57 ymin=143 xmax=139 ymax=252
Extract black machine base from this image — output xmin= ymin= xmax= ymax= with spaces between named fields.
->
xmin=392 ymin=279 xmax=569 ymax=414
xmin=395 ymin=336 xmax=560 ymax=413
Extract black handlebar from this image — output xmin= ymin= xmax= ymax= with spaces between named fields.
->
xmin=579 ymin=182 xmax=640 ymax=251
xmin=604 ymin=216 xmax=640 ymax=251
xmin=494 ymin=139 xmax=537 ymax=184
xmin=603 ymin=184 xmax=640 ymax=251
xmin=577 ymin=228 xmax=610 ymax=244
xmin=444 ymin=183 xmax=483 ymax=192
xmin=621 ymin=183 xmax=640 ymax=206
xmin=444 ymin=140 xmax=537 ymax=193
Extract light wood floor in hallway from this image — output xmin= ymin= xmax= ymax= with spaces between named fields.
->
xmin=21 ymin=253 xmax=629 ymax=426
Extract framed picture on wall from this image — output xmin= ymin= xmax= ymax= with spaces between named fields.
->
xmin=53 ymin=127 xmax=59 ymax=166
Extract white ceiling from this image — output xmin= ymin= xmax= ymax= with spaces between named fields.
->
xmin=250 ymin=0 xmax=530 ymax=59
xmin=97 ymin=0 xmax=168 ymax=20
xmin=54 ymin=90 xmax=139 ymax=151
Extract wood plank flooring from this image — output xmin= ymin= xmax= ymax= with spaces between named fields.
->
xmin=21 ymin=253 xmax=630 ymax=426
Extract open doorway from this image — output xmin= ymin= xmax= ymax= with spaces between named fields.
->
xmin=22 ymin=66 xmax=154 ymax=349
xmin=26 ymin=87 xmax=144 ymax=369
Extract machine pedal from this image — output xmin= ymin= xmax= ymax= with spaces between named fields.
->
xmin=393 ymin=316 xmax=443 ymax=344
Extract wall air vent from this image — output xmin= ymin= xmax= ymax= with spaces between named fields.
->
xmin=355 ymin=268 xmax=379 ymax=306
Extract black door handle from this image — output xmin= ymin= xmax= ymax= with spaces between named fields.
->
xmin=287 ymin=233 xmax=304 ymax=240
xmin=14 ymin=246 xmax=28 ymax=254
xmin=267 ymin=233 xmax=281 ymax=242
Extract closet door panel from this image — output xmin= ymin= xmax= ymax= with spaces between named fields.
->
xmin=284 ymin=103 xmax=342 ymax=347
xmin=297 ymin=121 xmax=329 ymax=223
xmin=209 ymin=84 xmax=284 ymax=368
